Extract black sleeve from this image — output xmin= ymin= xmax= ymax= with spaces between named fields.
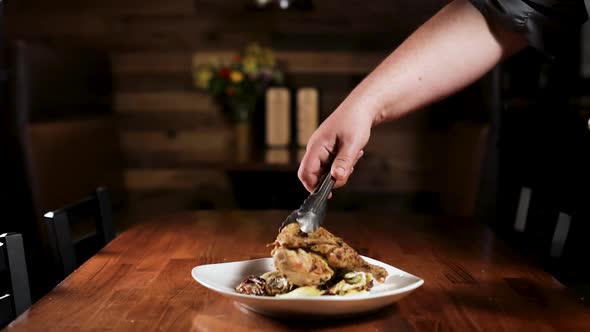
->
xmin=468 ymin=0 xmax=588 ymax=58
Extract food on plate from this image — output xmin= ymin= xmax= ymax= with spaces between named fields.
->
xmin=328 ymin=271 xmax=373 ymax=295
xmin=235 ymin=223 xmax=388 ymax=297
xmin=235 ymin=275 xmax=266 ymax=296
xmin=272 ymin=247 xmax=334 ymax=286
xmin=276 ymin=286 xmax=325 ymax=298
xmin=273 ymin=223 xmax=388 ymax=283
xmin=260 ymin=270 xmax=294 ymax=295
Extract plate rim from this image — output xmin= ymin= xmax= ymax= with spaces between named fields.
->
xmin=192 ymin=256 xmax=424 ymax=302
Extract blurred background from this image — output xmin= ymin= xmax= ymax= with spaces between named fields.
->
xmin=1 ymin=0 xmax=589 ymax=303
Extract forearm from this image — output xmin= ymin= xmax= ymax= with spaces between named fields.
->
xmin=342 ymin=0 xmax=527 ymax=125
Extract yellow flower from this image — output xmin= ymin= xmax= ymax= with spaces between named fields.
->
xmin=245 ymin=43 xmax=262 ymax=57
xmin=194 ymin=66 xmax=213 ymax=89
xmin=230 ymin=70 xmax=244 ymax=83
xmin=242 ymin=56 xmax=258 ymax=75
xmin=260 ymin=48 xmax=276 ymax=67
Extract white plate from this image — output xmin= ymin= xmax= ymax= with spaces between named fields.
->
xmin=191 ymin=256 xmax=424 ymax=318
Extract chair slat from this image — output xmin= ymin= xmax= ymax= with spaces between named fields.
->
xmin=44 ymin=187 xmax=115 ymax=277
xmin=0 ymin=294 xmax=15 ymax=327
xmin=0 ymin=233 xmax=32 ymax=327
xmin=46 ymin=212 xmax=77 ymax=276
xmin=96 ymin=187 xmax=115 ymax=243
xmin=3 ymin=234 xmax=32 ymax=316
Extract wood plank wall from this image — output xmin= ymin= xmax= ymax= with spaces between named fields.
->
xmin=6 ymin=0 xmax=490 ymax=217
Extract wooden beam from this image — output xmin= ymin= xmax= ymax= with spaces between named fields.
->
xmin=124 ymin=169 xmax=230 ymax=191
xmin=111 ymin=51 xmax=385 ymax=75
xmin=8 ymin=0 xmax=195 ymax=15
xmin=120 ymin=129 xmax=231 ymax=154
xmin=113 ymin=72 xmax=194 ymax=92
xmin=111 ymin=53 xmax=192 ymax=75
xmin=193 ymin=51 xmax=386 ymax=74
xmin=114 ymin=92 xmax=217 ymax=112
xmin=116 ymin=111 xmax=225 ymax=131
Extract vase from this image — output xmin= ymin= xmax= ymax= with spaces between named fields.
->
xmin=230 ymin=102 xmax=255 ymax=159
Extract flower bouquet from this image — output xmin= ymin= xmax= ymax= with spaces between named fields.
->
xmin=194 ymin=43 xmax=284 ymax=122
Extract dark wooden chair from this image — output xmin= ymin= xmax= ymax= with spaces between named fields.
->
xmin=44 ymin=187 xmax=116 ymax=277
xmin=0 ymin=233 xmax=32 ymax=327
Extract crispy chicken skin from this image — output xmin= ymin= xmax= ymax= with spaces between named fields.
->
xmin=272 ymin=223 xmax=388 ymax=284
xmin=272 ymin=247 xmax=334 ymax=286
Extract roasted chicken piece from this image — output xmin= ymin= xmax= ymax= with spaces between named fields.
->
xmin=271 ymin=223 xmax=388 ymax=285
xmin=272 ymin=247 xmax=334 ymax=286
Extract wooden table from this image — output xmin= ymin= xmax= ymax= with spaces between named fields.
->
xmin=4 ymin=211 xmax=590 ymax=331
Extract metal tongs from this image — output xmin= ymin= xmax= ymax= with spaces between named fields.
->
xmin=280 ymin=171 xmax=336 ymax=234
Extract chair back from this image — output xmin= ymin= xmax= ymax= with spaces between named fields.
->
xmin=44 ymin=187 xmax=115 ymax=277
xmin=0 ymin=233 xmax=32 ymax=326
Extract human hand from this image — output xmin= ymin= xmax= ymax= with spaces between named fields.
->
xmin=297 ymin=103 xmax=373 ymax=193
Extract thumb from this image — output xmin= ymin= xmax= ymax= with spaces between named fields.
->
xmin=330 ymin=144 xmax=361 ymax=188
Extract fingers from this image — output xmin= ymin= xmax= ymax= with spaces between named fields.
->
xmin=300 ymin=147 xmax=365 ymax=195
xmin=327 ymin=151 xmax=362 ymax=199
xmin=299 ymin=137 xmax=366 ymax=193
xmin=330 ymin=147 xmax=364 ymax=188
xmin=355 ymin=150 xmax=364 ymax=164
xmin=298 ymin=142 xmax=332 ymax=193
